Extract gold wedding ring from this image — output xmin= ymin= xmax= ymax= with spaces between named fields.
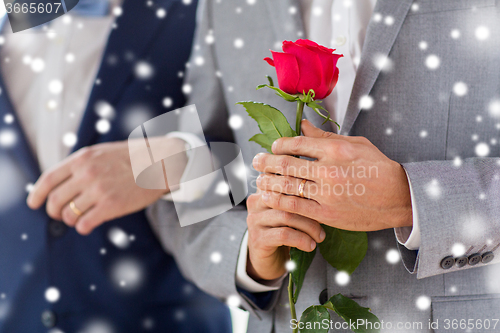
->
xmin=298 ymin=179 xmax=307 ymax=198
xmin=69 ymin=201 xmax=83 ymax=217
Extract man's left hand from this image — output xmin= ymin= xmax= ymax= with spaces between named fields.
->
xmin=27 ymin=138 xmax=187 ymax=235
xmin=253 ymin=119 xmax=413 ymax=232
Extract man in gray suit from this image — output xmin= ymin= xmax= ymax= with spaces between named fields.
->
xmin=148 ymin=0 xmax=500 ymax=332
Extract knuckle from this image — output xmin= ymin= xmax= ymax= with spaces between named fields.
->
xmin=285 ymin=197 xmax=298 ymax=212
xmin=289 ymin=137 xmax=304 ymax=153
xmin=280 ymin=177 xmax=293 ymax=193
xmin=321 ymin=131 xmax=335 ymax=139
xmin=247 ymin=194 xmax=259 ymax=210
xmin=278 ymin=227 xmax=291 ymax=243
xmin=279 ymin=210 xmax=293 ymax=223
xmin=277 ymin=156 xmax=290 ymax=172
xmin=78 ymin=146 xmax=94 ymax=160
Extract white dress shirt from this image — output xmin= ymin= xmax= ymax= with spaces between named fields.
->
xmin=0 ymin=5 xmax=120 ymax=172
xmin=236 ymin=0 xmax=421 ymax=293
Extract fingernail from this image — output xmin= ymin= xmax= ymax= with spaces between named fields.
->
xmin=253 ymin=153 xmax=263 ymax=166
xmin=311 ymin=240 xmax=316 ymax=251
xmin=256 ymin=174 xmax=263 ymax=186
xmin=272 ymin=140 xmax=278 ymax=152
xmin=319 ymin=229 xmax=326 ymax=242
xmin=262 ymin=191 xmax=270 ymax=201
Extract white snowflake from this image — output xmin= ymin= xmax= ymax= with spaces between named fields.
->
xmin=95 ymin=101 xmax=115 ymax=119
xmin=425 ymin=55 xmax=440 ymax=70
xmin=45 ymin=287 xmax=60 ymax=303
xmin=451 ymin=243 xmax=466 ymax=257
xmin=359 ymin=95 xmax=374 ymax=110
xmin=288 ymin=6 xmax=297 ymax=15
xmin=228 ymin=114 xmax=243 ymax=129
xmin=450 ymin=29 xmax=461 ymax=39
xmin=108 ymin=227 xmax=131 ymax=249
xmin=226 ymin=294 xmax=241 ymax=308
xmin=31 ymin=58 xmax=45 ymax=72
xmin=62 ymin=132 xmax=77 ymax=148
xmin=385 ymin=128 xmax=393 ymax=135
xmin=411 ymin=3 xmax=419 ymax=11
xmin=384 ymin=16 xmax=394 ymax=26
xmin=182 ymin=84 xmax=192 ymax=94
xmin=210 ymin=251 xmax=222 ymax=264
xmin=156 ymin=8 xmax=166 ymax=18
xmin=453 ymin=82 xmax=468 ymax=96
xmin=215 ymin=181 xmax=230 ymax=195
xmin=418 ymin=41 xmax=428 ymax=50
xmin=134 ymin=61 xmax=154 ymax=80
xmin=386 ymin=249 xmax=400 ymax=264
xmin=162 ymin=97 xmax=173 ymax=108
xmin=335 ymin=271 xmax=350 ymax=286
xmin=3 ymin=114 xmax=14 ymax=124
xmin=373 ymin=13 xmax=382 ymax=22
xmin=419 ymin=130 xmax=428 ymax=138
xmin=471 ymin=134 xmax=479 ymax=141
xmin=488 ymin=99 xmax=500 ymax=118
xmin=373 ymin=53 xmax=393 ymax=72
xmin=475 ymin=142 xmax=490 ymax=157
xmin=65 ymin=53 xmax=75 ymax=63
xmin=96 ymin=119 xmax=111 ymax=134
xmin=194 ymin=56 xmax=205 ymax=66
xmin=233 ymin=38 xmax=244 ymax=49
xmin=285 ymin=260 xmax=296 ymax=272
xmin=415 ymin=295 xmax=431 ymax=310
xmin=453 ymin=156 xmax=462 ymax=167
xmin=113 ymin=6 xmax=123 ymax=16
xmin=475 ymin=26 xmax=490 ymax=40
xmin=425 ymin=179 xmax=441 ymax=199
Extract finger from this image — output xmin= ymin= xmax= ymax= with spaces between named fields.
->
xmin=61 ymin=194 xmax=95 ymax=227
xmin=263 ymin=210 xmax=326 ymax=243
xmin=261 ymin=191 xmax=321 ymax=221
xmin=253 ymin=153 xmax=313 ymax=180
xmin=264 ymin=227 xmax=317 ymax=252
xmin=271 ymin=136 xmax=326 ymax=159
xmin=247 ymin=192 xmax=272 ymax=212
xmin=27 ymin=162 xmax=72 ymax=209
xmin=302 ymin=119 xmax=370 ymax=145
xmin=45 ymin=178 xmax=81 ymax=220
xmin=257 ymin=173 xmax=318 ymax=200
xmin=302 ymin=119 xmax=342 ymax=140
xmin=75 ymin=203 xmax=108 ymax=235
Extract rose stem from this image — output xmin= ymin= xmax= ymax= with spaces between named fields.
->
xmin=288 ymin=273 xmax=298 ymax=333
xmin=295 ymin=100 xmax=305 ymax=135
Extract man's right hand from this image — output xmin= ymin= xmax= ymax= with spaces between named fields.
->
xmin=246 ymin=192 xmax=326 ymax=282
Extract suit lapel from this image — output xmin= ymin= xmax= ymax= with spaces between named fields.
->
xmin=74 ymin=0 xmax=179 ymax=151
xmin=341 ymin=0 xmax=413 ymax=135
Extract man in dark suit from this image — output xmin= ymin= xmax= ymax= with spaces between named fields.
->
xmin=0 ymin=0 xmax=232 ymax=332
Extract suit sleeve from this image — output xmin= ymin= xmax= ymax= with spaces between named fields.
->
xmin=146 ymin=0 xmax=282 ymax=320
xmin=398 ymin=157 xmax=500 ymax=279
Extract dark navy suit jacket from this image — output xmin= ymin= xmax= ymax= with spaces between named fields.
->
xmin=0 ymin=1 xmax=232 ymax=332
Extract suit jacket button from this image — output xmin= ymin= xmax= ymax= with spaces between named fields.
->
xmin=455 ymin=256 xmax=468 ymax=268
xmin=440 ymin=256 xmax=455 ymax=269
xmin=49 ymin=220 xmax=67 ymax=238
xmin=41 ymin=310 xmax=57 ymax=328
xmin=468 ymin=253 xmax=482 ymax=266
xmin=482 ymin=251 xmax=495 ymax=264
xmin=319 ymin=289 xmax=329 ymax=305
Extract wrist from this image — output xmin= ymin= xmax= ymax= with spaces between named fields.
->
xmin=246 ymin=249 xmax=287 ymax=282
xmin=394 ymin=163 xmax=413 ymax=228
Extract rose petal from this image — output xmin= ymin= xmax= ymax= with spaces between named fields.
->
xmin=282 ymin=42 xmax=323 ymax=96
xmin=271 ymin=51 xmax=300 ymax=94
xmin=325 ymin=67 xmax=340 ymax=98
xmin=263 ymin=57 xmax=275 ymax=67
xmin=295 ymin=39 xmax=336 ymax=54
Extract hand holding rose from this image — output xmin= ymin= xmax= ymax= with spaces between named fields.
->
xmin=253 ymin=119 xmax=413 ymax=232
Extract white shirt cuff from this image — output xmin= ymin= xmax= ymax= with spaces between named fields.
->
xmin=394 ymin=167 xmax=421 ymax=250
xmin=235 ymin=231 xmax=286 ymax=293
xmin=161 ymin=131 xmax=212 ymax=202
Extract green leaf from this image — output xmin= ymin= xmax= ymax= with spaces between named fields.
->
xmin=324 ymin=294 xmax=381 ymax=333
xmin=298 ymin=305 xmax=330 ymax=333
xmin=290 ymin=247 xmax=316 ymax=303
xmin=238 ymin=102 xmax=296 ymax=144
xmin=256 ymin=84 xmax=298 ymax=102
xmin=249 ymin=134 xmax=273 ymax=153
xmin=266 ymin=75 xmax=274 ymax=87
xmin=319 ymin=226 xmax=367 ymax=275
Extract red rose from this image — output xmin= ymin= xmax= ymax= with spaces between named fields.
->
xmin=264 ymin=39 xmax=343 ymax=100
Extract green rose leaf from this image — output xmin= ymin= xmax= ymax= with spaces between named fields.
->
xmin=298 ymin=305 xmax=330 ymax=333
xmin=290 ymin=247 xmax=316 ymax=304
xmin=319 ymin=226 xmax=367 ymax=275
xmin=324 ymin=294 xmax=381 ymax=333
xmin=249 ymin=133 xmax=274 ymax=153
xmin=238 ymin=102 xmax=297 ymax=145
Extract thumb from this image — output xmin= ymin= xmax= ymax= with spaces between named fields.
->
xmin=301 ymin=119 xmax=340 ymax=140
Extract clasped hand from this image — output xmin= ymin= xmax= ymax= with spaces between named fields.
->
xmin=246 ymin=119 xmax=412 ymax=281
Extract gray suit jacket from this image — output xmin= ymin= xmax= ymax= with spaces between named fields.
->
xmin=147 ymin=0 xmax=500 ymax=332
